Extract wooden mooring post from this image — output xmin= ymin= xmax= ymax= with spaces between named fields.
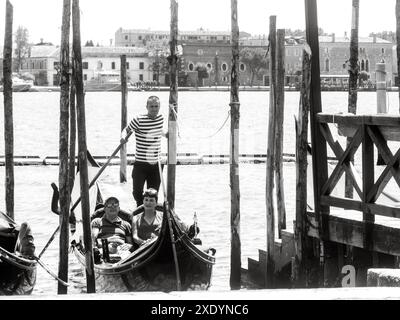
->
xmin=229 ymin=0 xmax=241 ymax=290
xmin=275 ymin=29 xmax=286 ymax=237
xmin=265 ymin=15 xmax=277 ymax=288
xmin=348 ymin=0 xmax=359 ymax=116
xmin=3 ymin=0 xmax=14 ymax=219
xmin=167 ymin=0 xmax=179 ymax=210
xmin=346 ymin=0 xmax=359 ymax=198
xmin=166 ymin=0 xmax=182 ymax=292
xmin=72 ymin=0 xmax=95 ymax=293
xmin=305 ymin=0 xmax=331 ymax=287
xmin=120 ymin=54 xmax=128 ymax=183
xmin=58 ymin=0 xmax=71 ymax=295
xmin=69 ymin=73 xmax=77 ymax=194
xmin=343 ymin=0 xmax=360 ymax=273
xmin=376 ymin=62 xmax=387 ymax=113
xmin=294 ymin=44 xmax=312 ymax=287
xmin=396 ymin=0 xmax=400 ymax=111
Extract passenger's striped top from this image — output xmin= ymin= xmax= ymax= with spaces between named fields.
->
xmin=128 ymin=114 xmax=164 ymax=164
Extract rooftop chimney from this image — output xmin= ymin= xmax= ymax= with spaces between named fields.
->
xmin=332 ymin=33 xmax=335 ymax=43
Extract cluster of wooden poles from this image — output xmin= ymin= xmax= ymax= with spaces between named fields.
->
xmin=2 ymin=0 xmax=179 ymax=294
xmin=5 ymin=0 xmax=400 ymax=294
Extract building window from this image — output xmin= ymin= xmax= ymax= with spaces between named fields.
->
xmin=139 ymin=74 xmax=144 ymax=81
xmin=53 ymin=74 xmax=60 ymax=86
xmin=239 ymin=63 xmax=246 ymax=72
xmin=139 ymin=62 xmax=144 ymax=70
xmin=223 ymin=76 xmax=228 ymax=82
xmin=221 ymin=62 xmax=228 ymax=72
xmin=366 ymin=59 xmax=369 ymax=72
xmin=111 ymin=62 xmax=116 ymax=69
xmin=188 ymin=63 xmax=194 ymax=71
xmin=97 ymin=61 xmax=103 ymax=70
xmin=126 ymin=62 xmax=130 ymax=69
xmin=206 ymin=62 xmax=212 ymax=71
xmin=197 ymin=49 xmax=204 ymax=56
xmin=138 ymin=36 xmax=142 ymax=40
xmin=125 ymin=35 xmax=128 ymax=40
xmin=84 ymin=74 xmax=87 ymax=81
xmin=382 ymin=48 xmax=385 ymax=54
xmin=325 ymin=58 xmax=330 ymax=72
xmin=82 ymin=62 xmax=88 ymax=69
xmin=361 ymin=59 xmax=365 ymax=71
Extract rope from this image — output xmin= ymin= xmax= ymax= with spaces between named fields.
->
xmin=38 ymin=226 xmax=60 ymax=259
xmin=34 ymin=256 xmax=70 ymax=287
xmin=196 ymin=110 xmax=231 ymax=139
xmin=169 ymin=103 xmax=181 ymax=138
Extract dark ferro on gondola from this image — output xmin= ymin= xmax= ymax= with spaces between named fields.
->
xmin=51 ymin=154 xmax=216 ymax=293
xmin=0 ymin=211 xmax=36 ymax=295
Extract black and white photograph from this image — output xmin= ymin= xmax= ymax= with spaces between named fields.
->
xmin=1 ymin=0 xmax=400 ymax=310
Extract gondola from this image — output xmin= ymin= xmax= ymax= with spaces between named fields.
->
xmin=52 ymin=153 xmax=216 ymax=293
xmin=0 ymin=211 xmax=37 ymax=295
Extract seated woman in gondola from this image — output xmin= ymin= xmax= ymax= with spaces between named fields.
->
xmin=131 ymin=188 xmax=162 ymax=247
xmin=132 ymin=188 xmax=200 ymax=247
xmin=91 ymin=196 xmax=133 ymax=257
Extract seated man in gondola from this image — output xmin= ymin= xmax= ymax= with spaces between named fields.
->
xmin=132 ymin=188 xmax=200 ymax=248
xmin=91 ymin=196 xmax=133 ymax=259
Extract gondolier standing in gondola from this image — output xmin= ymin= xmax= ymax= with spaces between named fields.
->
xmin=120 ymin=96 xmax=167 ymax=208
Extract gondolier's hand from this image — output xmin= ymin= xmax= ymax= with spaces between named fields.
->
xmin=120 ymin=128 xmax=131 ymax=144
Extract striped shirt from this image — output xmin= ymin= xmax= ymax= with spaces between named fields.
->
xmin=128 ymin=114 xmax=164 ymax=164
xmin=91 ymin=217 xmax=132 ymax=242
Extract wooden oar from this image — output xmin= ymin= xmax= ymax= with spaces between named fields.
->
xmin=70 ymin=132 xmax=132 ymax=212
xmin=42 ymin=135 xmax=133 ymax=258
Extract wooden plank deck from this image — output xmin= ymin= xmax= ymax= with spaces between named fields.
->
xmin=3 ymin=287 xmax=400 ymax=300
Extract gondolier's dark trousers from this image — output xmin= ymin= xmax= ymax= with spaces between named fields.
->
xmin=132 ymin=161 xmax=163 ymax=207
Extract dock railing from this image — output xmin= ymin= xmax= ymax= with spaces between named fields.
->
xmin=316 ymin=113 xmax=400 ymax=251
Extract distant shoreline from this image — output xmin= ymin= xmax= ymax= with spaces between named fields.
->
xmin=25 ymin=85 xmax=400 ymax=93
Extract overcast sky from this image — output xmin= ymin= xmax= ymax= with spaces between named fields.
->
xmin=0 ymin=0 xmax=397 ymax=46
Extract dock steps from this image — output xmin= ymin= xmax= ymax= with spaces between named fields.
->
xmin=247 ymin=229 xmax=295 ymax=287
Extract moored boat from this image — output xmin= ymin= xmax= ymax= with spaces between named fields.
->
xmin=0 ymin=74 xmax=33 ymax=92
xmin=0 ymin=211 xmax=37 ymax=295
xmin=72 ymin=204 xmax=216 ymax=292
xmin=84 ymin=71 xmax=122 ymax=92
xmin=54 ymin=153 xmax=216 ymax=293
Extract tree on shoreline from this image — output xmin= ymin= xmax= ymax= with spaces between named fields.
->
xmin=240 ymin=47 xmax=268 ymax=86
xmin=14 ymin=26 xmax=30 ymax=73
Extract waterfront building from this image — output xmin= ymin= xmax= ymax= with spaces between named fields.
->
xmin=115 ymin=27 xmax=240 ymax=49
xmin=177 ymin=33 xmax=394 ymax=88
xmin=318 ymin=33 xmax=394 ymax=86
xmin=20 ymin=45 xmax=151 ymax=86
xmin=3 ymin=32 xmax=395 ymax=89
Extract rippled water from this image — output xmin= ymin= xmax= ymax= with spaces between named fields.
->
xmin=0 ymin=90 xmax=399 ymax=296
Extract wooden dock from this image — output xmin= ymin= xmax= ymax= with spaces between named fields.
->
xmin=3 ymin=287 xmax=400 ymax=300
